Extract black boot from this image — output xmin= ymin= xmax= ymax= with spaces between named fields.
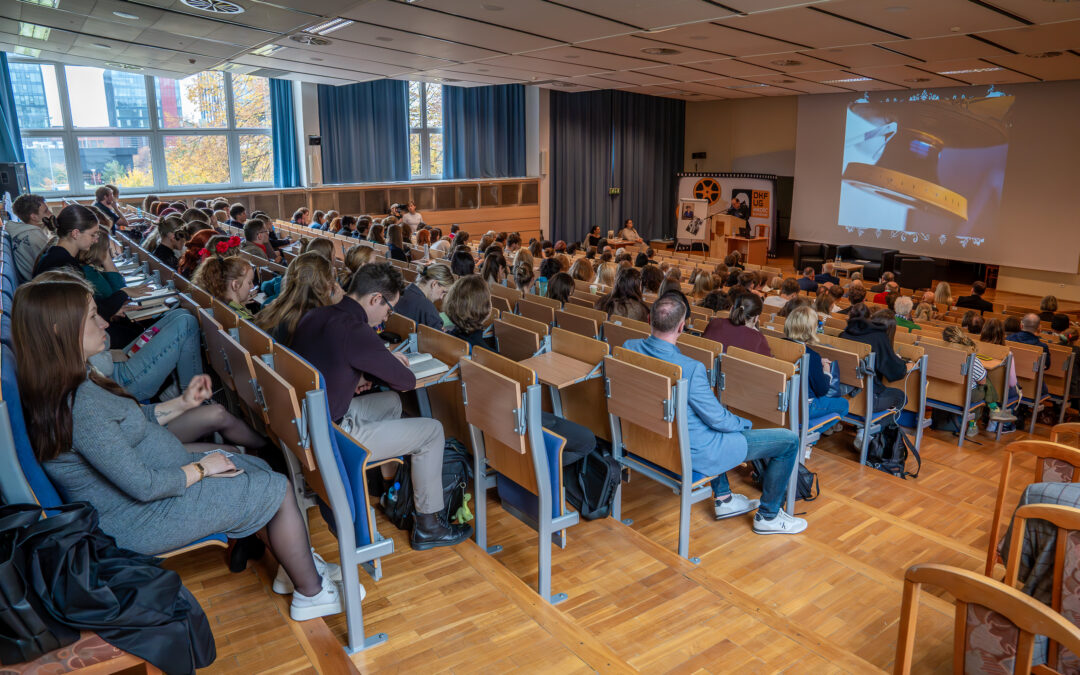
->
xmin=410 ymin=512 xmax=473 ymax=551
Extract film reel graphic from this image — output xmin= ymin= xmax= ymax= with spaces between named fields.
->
xmin=693 ymin=178 xmax=722 ymax=205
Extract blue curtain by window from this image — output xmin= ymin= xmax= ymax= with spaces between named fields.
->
xmin=550 ymin=90 xmax=684 ymax=244
xmin=443 ymin=84 xmax=525 ymax=179
xmin=318 ymin=80 xmax=408 ymax=184
xmin=270 ymin=78 xmax=300 ymax=188
xmin=0 ymin=53 xmax=24 ymax=164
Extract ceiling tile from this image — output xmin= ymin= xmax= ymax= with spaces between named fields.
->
xmin=980 ymin=0 xmax=1080 ymax=25
xmin=327 ymin=23 xmax=501 ymax=62
xmin=629 ymin=63 xmax=724 ymax=82
xmin=982 ymin=52 xmax=1080 ymax=81
xmin=918 ymin=57 xmax=1037 ymax=85
xmin=575 ymin=34 xmax=727 ymax=65
xmin=719 ymin=0 xmax=831 ymax=13
xmin=800 ymin=44 xmax=920 ymax=68
xmin=794 ymin=69 xmax=904 ymax=90
xmin=341 ymin=0 xmax=560 ymax=53
xmin=682 ymin=59 xmax=780 ymax=78
xmin=135 ymin=0 xmax=316 ymax=35
xmin=518 ymin=45 xmax=663 ymax=71
xmin=634 ymin=22 xmax=801 ymax=58
xmin=409 ymin=69 xmax=519 ymax=86
xmin=408 ymin=0 xmax=633 ymax=43
xmin=273 ymin=37 xmax=456 ymax=71
xmin=470 ymin=55 xmax=603 ymax=78
xmin=846 ymin=63 xmax=970 ymax=88
xmin=881 ymin=34 xmax=1013 ymax=61
xmin=589 ymin=70 xmax=679 ymax=85
xmin=823 ymin=0 xmax=1023 ymax=40
xmin=564 ymin=74 xmax=642 ymax=89
xmin=742 ymin=73 xmax=855 ymax=94
xmin=737 ymin=51 xmax=847 ymax=73
xmin=975 ymin=21 xmax=1080 ymax=55
xmin=714 ymin=7 xmax=901 ymax=49
xmin=537 ymin=0 xmax=737 ymax=30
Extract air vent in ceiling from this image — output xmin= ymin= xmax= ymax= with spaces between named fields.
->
xmin=181 ymin=0 xmax=244 ymax=14
xmin=641 ymin=47 xmax=679 ymax=56
xmin=290 ymin=34 xmax=331 ymax=46
xmin=105 ymin=62 xmax=143 ymax=70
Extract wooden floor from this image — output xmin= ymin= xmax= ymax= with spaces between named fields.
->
xmin=168 ymin=410 xmax=1064 ymax=674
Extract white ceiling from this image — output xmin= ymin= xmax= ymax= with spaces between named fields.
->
xmin=3 ymin=0 xmax=1080 ymax=99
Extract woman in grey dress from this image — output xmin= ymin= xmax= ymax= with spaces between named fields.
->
xmin=12 ymin=276 xmax=345 ymax=622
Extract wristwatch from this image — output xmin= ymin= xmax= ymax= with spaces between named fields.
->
xmin=194 ymin=461 xmax=206 ymax=479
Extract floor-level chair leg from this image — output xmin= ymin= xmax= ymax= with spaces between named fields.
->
xmin=678 ymin=482 xmax=697 ymax=564
xmin=341 ymin=551 xmax=388 ymax=654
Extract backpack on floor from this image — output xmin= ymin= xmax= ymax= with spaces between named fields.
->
xmin=750 ymin=461 xmax=820 ymax=503
xmin=381 ymin=438 xmax=474 ymax=531
xmin=866 ymin=423 xmax=920 ymax=479
xmin=564 ymin=449 xmax=621 ymax=520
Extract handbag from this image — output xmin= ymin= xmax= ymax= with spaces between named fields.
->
xmin=0 ymin=504 xmax=79 ymax=665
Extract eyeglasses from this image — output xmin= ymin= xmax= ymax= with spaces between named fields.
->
xmin=379 ymin=294 xmax=397 ymax=313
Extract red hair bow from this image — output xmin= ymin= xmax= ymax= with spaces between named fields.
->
xmin=198 ymin=248 xmax=210 ymax=259
xmin=215 ymin=240 xmax=229 ymax=254
xmin=227 ymin=235 xmax=242 ymax=247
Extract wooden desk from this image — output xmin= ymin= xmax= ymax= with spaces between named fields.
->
xmin=606 ymin=238 xmax=640 ymax=250
xmin=519 ymin=352 xmax=596 ymax=389
xmin=834 ymin=262 xmax=864 ymax=278
xmin=726 ymin=236 xmax=768 ymax=266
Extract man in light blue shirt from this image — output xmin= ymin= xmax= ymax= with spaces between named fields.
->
xmin=622 ymin=293 xmax=806 ymax=535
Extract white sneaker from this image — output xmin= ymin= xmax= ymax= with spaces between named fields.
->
xmin=714 ymin=493 xmax=760 ymax=519
xmin=752 ymin=509 xmax=808 ymax=535
xmin=854 ymin=430 xmax=865 ymax=448
xmin=273 ymin=548 xmax=342 ymax=594
xmin=289 ymin=575 xmax=348 ymax=622
xmin=803 ymin=444 xmax=813 ymax=461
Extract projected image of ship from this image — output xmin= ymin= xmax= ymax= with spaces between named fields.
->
xmin=839 ymin=87 xmax=1014 ymax=236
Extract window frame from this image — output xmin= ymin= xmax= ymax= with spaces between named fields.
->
xmin=12 ymin=58 xmax=274 ymax=197
xmin=408 ymin=81 xmax=442 ymax=180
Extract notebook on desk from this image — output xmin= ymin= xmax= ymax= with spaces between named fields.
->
xmin=407 ymin=352 xmax=450 ymax=380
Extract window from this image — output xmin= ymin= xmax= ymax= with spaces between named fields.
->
xmin=408 ymin=81 xmax=442 ymax=179
xmin=11 ymin=59 xmax=274 ymax=196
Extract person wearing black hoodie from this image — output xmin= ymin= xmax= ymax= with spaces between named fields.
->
xmin=839 ymin=305 xmax=908 ymax=411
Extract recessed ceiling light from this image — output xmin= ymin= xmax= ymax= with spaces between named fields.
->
xmin=950 ymin=26 xmax=961 ymax=32
xmin=904 ymin=77 xmax=931 ymax=82
xmin=290 ymin=34 xmax=331 ymax=46
xmin=307 ymin=18 xmax=353 ymax=35
xmin=251 ymin=44 xmax=282 ymax=56
xmin=375 ymin=36 xmax=393 ymax=42
xmin=1026 ymin=51 xmax=1062 ymax=58
xmin=18 ymin=22 xmax=51 ymax=41
xmin=822 ymin=77 xmax=871 ymax=83
xmin=771 ymin=59 xmax=801 ymax=66
xmin=92 ymin=42 xmax=112 ymax=49
xmin=14 ymin=46 xmax=41 ymax=58
xmin=937 ymin=67 xmax=1003 ymax=74
xmin=17 ymin=0 xmax=60 ymax=7
xmin=112 ymin=10 xmax=139 ymax=19
xmin=642 ymin=47 xmax=680 ymax=56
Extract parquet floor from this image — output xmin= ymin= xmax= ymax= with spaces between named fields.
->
xmin=166 ymin=413 xmax=1063 ymax=674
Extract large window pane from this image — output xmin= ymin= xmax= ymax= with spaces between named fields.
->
xmin=156 ymin=72 xmax=227 ymax=129
xmin=409 ymin=133 xmax=421 ymax=177
xmin=9 ymin=62 xmax=63 ymax=128
xmin=429 ymin=131 xmax=442 ymax=178
xmin=239 ymin=134 xmax=272 ymax=183
xmin=409 ymin=82 xmax=422 ymax=128
xmin=231 ymin=74 xmax=271 ymax=129
xmin=164 ymin=135 xmax=229 ymax=185
xmin=66 ymin=66 xmax=149 ymax=129
xmin=425 ymin=84 xmax=442 ymax=128
xmin=78 ymin=136 xmax=153 ymax=190
xmin=21 ymin=136 xmax=68 ymax=192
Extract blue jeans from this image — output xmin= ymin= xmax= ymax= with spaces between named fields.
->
xmin=710 ymin=428 xmax=799 ymax=518
xmin=809 ymin=396 xmax=848 ymax=431
xmin=113 ymin=309 xmax=202 ymax=400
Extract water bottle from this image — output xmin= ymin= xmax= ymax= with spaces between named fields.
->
xmin=387 ymin=481 xmax=400 ymax=504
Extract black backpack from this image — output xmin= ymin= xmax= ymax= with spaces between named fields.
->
xmin=866 ymin=422 xmax=920 ymax=479
xmin=564 ymin=449 xmax=621 ymax=520
xmin=750 ymin=461 xmax=820 ymax=503
xmin=381 ymin=438 xmax=474 ymax=530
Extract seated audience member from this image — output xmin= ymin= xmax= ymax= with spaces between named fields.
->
xmin=784 ymin=305 xmax=848 ymax=430
xmin=691 ymin=270 xmax=717 ymax=302
xmin=328 ymin=217 xmax=343 ymax=234
xmin=1047 ymin=315 xmax=1080 ymax=346
xmin=777 ymin=295 xmax=811 ymax=318
xmin=310 ymin=210 xmax=326 ymax=230
xmin=15 ymin=278 xmax=344 ymax=621
xmin=241 ymin=220 xmax=276 ymax=261
xmin=9 ymin=193 xmax=55 ymax=284
xmin=1039 ymin=295 xmax=1068 ymax=325
xmin=226 ymin=203 xmax=247 ymax=229
xmin=797 ymin=267 xmax=819 ymax=293
xmin=394 ymin=263 xmax=453 ymax=330
xmin=192 ymin=255 xmax=257 ymax=320
xmin=367 ymin=224 xmax=386 ymax=245
xmin=703 ymin=292 xmax=772 ymax=357
xmin=564 ymin=258 xmax=588 ymax=284
xmin=292 ymin=264 xmax=471 ymax=549
xmin=512 ymin=260 xmax=536 ymax=294
xmin=839 ymin=306 xmax=907 ymax=411
xmin=444 ymin=275 xmax=493 ymax=350
xmin=872 ymin=281 xmax=899 ymax=305
xmin=941 ymin=326 xmax=1015 ymax=432
xmin=340 ymin=244 xmax=375 ymax=288
xmin=504 ymin=232 xmax=521 ymax=255
xmin=1004 ymin=315 xmax=1022 ymax=334
xmin=586 ymin=225 xmax=603 ymax=249
xmin=387 ymin=224 xmax=411 ymax=262
xmin=77 ymin=227 xmax=133 ymax=306
xmin=356 ymin=216 xmax=372 ymax=240
xmin=955 ymin=281 xmax=994 ymax=312
xmin=1009 ymin=313 xmax=1051 ymax=361
xmin=623 ymin=293 xmax=805 ymax=534
xmin=657 ymin=277 xmax=682 ymax=298
xmin=291 ymin=207 xmax=311 ymax=227
xmin=893 ymin=296 xmax=920 ymax=331
xmin=618 ymin=218 xmax=641 ymax=241
xmin=595 ymin=266 xmax=649 ymax=322
xmin=737 ymin=272 xmax=764 ymax=298
xmin=869 ymin=271 xmax=894 ymax=294
xmin=480 ymin=251 xmax=508 ymax=285
xmin=152 ymin=219 xmax=187 ymax=269
xmin=839 ymin=286 xmax=866 ymax=314
xmin=450 ymin=249 xmax=476 ymax=277
xmin=302 ymin=237 xmax=334 ymax=261
xmin=963 ymin=311 xmax=985 ymax=336
xmin=339 ymin=216 xmax=361 ymax=239
xmin=815 ymin=262 xmax=840 ymax=286
xmin=844 ymin=272 xmax=863 ymax=290
xmin=538 ymin=257 xmax=561 ymax=286
xmin=934 ymin=281 xmax=953 ymax=308
xmin=980 ymin=318 xmax=1021 ymax=415
xmin=701 ymin=289 xmax=732 ymax=312
xmin=255 ymin=253 xmax=342 ymax=346
xmin=765 ymin=278 xmax=800 ymax=310
xmin=35 ymin=205 xmax=129 ymax=322
xmin=177 ymin=229 xmax=217 ymax=278
xmin=640 ymin=264 xmax=664 ymax=295
xmin=912 ymin=302 xmax=935 ymax=323
xmin=546 ymin=272 xmax=574 ymax=304
xmin=513 ymin=248 xmax=534 ymax=272
xmin=91 ymin=185 xmax=124 ymax=229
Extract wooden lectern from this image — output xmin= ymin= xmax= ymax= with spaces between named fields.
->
xmin=708 ymin=214 xmax=743 ymax=254
xmin=726 ymin=236 xmax=768 ymax=266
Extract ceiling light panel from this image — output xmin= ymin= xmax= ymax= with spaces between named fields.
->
xmin=412 ymin=0 xmax=632 ymax=43
xmin=18 ymin=21 xmax=51 ymax=40
xmin=343 ymin=0 xmax=560 ymax=53
xmin=17 ymin=0 xmax=60 ymax=7
xmin=307 ymin=18 xmax=354 ymax=35
xmin=821 ymin=0 xmax=1023 ymax=39
xmin=714 ymin=7 xmax=899 ymax=49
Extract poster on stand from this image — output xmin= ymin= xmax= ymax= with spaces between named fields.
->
xmin=675 ymin=173 xmax=777 ymax=254
xmin=676 ymin=198 xmax=709 ymax=248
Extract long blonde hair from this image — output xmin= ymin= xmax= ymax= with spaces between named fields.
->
xmin=594 ymin=262 xmax=616 ymax=287
xmin=254 ymin=252 xmax=337 ymax=345
xmin=934 ymin=281 xmax=952 ymax=307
